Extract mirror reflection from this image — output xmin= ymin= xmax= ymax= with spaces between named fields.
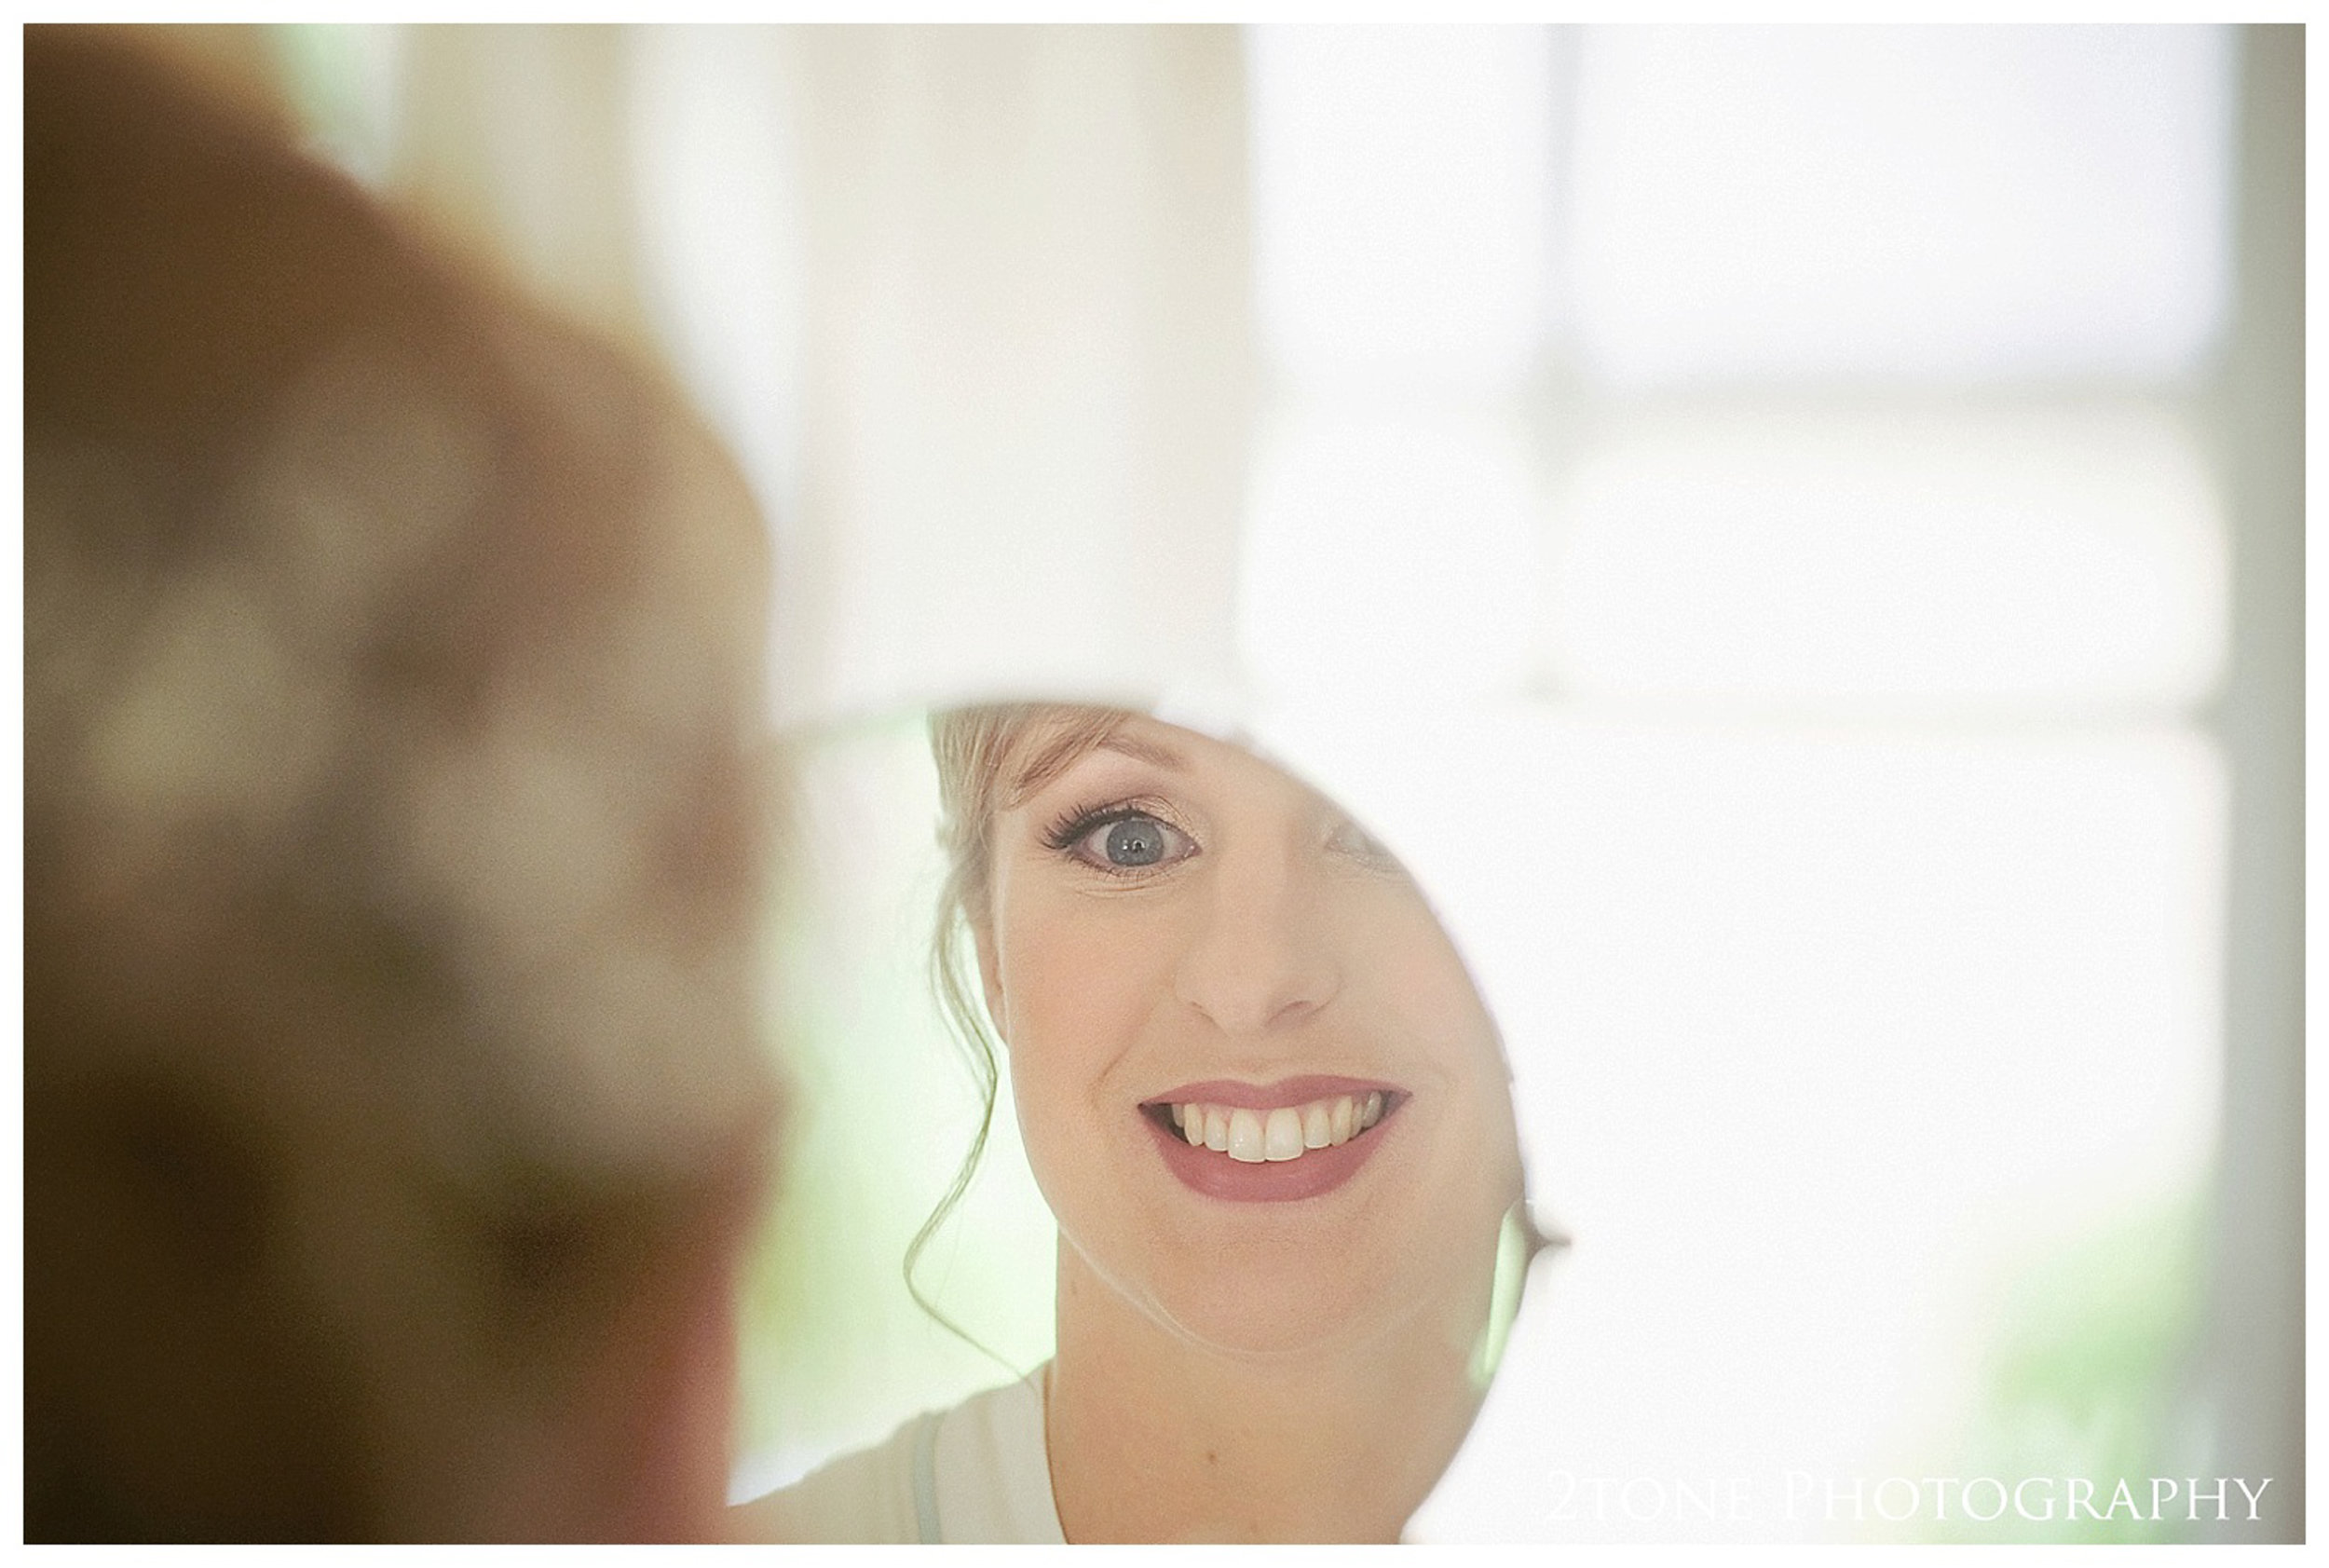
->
xmin=734 ymin=704 xmax=1532 ymax=1543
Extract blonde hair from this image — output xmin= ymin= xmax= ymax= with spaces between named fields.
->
xmin=913 ymin=702 xmax=1129 ymax=1343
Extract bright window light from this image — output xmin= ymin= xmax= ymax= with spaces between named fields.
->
xmin=1546 ymin=404 xmax=2227 ymax=713
xmin=1248 ymin=24 xmax=1556 ymax=387
xmin=1239 ymin=402 xmax=1544 ymax=702
xmin=1568 ymin=25 xmax=2233 ymax=388
xmin=1347 ymin=713 xmax=2226 ymax=1541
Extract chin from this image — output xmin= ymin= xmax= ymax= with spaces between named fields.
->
xmin=1138 ymin=1251 xmax=1402 ymax=1359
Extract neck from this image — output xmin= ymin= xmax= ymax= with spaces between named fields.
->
xmin=1042 ymin=1241 xmax=1484 ymax=1543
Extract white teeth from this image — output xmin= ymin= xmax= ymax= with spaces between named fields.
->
xmin=1301 ymin=1102 xmax=1332 ymax=1149
xmin=1227 ymin=1108 xmax=1267 ymax=1163
xmin=1162 ymin=1092 xmax=1391 ymax=1164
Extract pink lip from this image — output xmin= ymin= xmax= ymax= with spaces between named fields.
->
xmin=1140 ymin=1092 xmax=1405 ymax=1204
xmin=1143 ymin=1074 xmax=1400 ymax=1112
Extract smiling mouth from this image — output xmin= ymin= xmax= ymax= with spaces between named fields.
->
xmin=1141 ymin=1090 xmax=1400 ymax=1165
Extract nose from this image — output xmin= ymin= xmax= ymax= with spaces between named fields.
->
xmin=1171 ymin=839 xmax=1342 ymax=1040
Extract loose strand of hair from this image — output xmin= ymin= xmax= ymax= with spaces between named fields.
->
xmin=901 ymin=898 xmax=1020 ymax=1379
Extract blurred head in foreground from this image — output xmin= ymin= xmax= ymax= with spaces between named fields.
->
xmin=26 ymin=26 xmax=779 ymax=1540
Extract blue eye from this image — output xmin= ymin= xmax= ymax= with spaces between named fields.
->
xmin=1055 ymin=809 xmax=1194 ymax=874
xmin=1102 ymin=817 xmax=1168 ymax=866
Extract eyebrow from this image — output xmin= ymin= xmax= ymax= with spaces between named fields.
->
xmin=1004 ymin=714 xmax=1186 ymax=805
xmin=1095 ymin=731 xmax=1187 ymax=770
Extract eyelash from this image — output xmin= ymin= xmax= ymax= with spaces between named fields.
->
xmin=1040 ymin=797 xmax=1197 ymax=877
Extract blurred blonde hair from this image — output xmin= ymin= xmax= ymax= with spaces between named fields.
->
xmin=26 ymin=27 xmax=774 ymax=1538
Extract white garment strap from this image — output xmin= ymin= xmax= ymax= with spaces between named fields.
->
xmin=910 ymin=1409 xmax=944 ymax=1544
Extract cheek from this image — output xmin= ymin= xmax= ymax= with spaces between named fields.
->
xmin=992 ymin=896 xmax=1178 ymax=1244
xmin=1355 ymin=904 xmax=1501 ymax=1069
xmin=992 ymin=893 xmax=1171 ymax=1117
xmin=1361 ymin=908 xmax=1521 ymax=1180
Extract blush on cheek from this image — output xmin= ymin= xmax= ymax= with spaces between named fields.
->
xmin=994 ymin=902 xmax=1160 ymax=1066
xmin=1373 ymin=932 xmax=1500 ymax=1066
xmin=996 ymin=921 xmax=1165 ymax=1220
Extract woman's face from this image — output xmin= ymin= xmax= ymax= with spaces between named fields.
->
xmin=977 ymin=714 xmax=1522 ymax=1357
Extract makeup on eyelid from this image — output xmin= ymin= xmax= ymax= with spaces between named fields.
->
xmin=1041 ymin=799 xmax=1199 ymax=876
xmin=1037 ymin=794 xmax=1396 ymax=884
